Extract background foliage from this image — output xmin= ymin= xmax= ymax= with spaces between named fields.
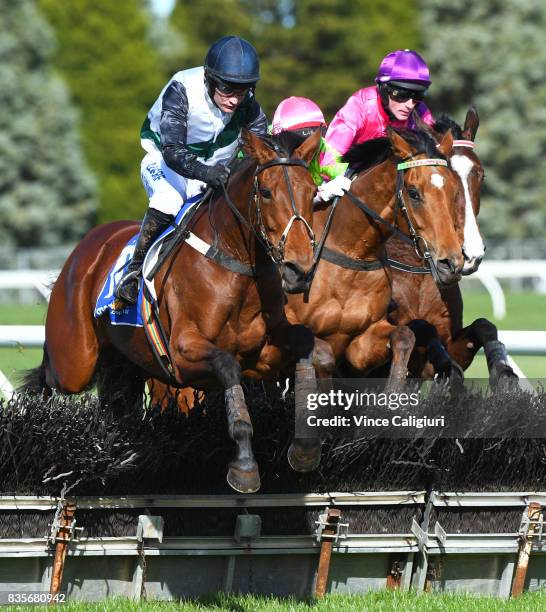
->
xmin=39 ymin=0 xmax=165 ymax=222
xmin=0 ymin=0 xmax=543 ymax=242
xmin=0 ymin=0 xmax=96 ymax=247
xmin=421 ymin=0 xmax=546 ymax=239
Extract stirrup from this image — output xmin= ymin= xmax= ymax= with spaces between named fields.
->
xmin=114 ymin=269 xmax=141 ymax=304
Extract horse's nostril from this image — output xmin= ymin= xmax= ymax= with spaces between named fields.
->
xmin=438 ymin=258 xmax=460 ymax=274
xmin=438 ymin=258 xmax=451 ymax=272
xmin=282 ymin=262 xmax=305 ymax=282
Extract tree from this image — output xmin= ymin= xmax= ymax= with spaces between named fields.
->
xmin=0 ymin=0 xmax=96 ymax=247
xmin=171 ymin=0 xmax=421 ymax=119
xmin=421 ymin=0 xmax=546 ymax=238
xmin=39 ymin=0 xmax=165 ymax=222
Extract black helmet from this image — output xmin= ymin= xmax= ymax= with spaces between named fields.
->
xmin=204 ymin=36 xmax=260 ymax=85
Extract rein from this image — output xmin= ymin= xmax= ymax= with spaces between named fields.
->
xmin=307 ymin=156 xmax=450 ymax=287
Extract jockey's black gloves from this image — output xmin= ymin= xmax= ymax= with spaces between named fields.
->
xmin=203 ymin=164 xmax=230 ymax=189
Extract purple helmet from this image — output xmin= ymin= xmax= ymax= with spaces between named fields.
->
xmin=376 ymin=49 xmax=431 ymax=91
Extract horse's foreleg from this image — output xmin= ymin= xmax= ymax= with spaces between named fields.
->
xmin=212 ymin=351 xmax=260 ymax=493
xmin=257 ymin=323 xmax=323 ymax=473
xmin=313 ymin=337 xmax=336 ymax=380
xmin=384 ymin=325 xmax=416 ymax=393
xmin=345 ymin=319 xmax=396 ymax=374
xmin=174 ymin=335 xmax=260 ymax=493
xmin=407 ymin=319 xmax=464 ymax=382
xmin=450 ymin=318 xmax=518 ymax=390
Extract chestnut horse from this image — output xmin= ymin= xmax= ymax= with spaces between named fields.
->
xmin=22 ymin=130 xmax=322 ymax=493
xmin=280 ymin=127 xmax=464 ymax=394
xmin=384 ymin=108 xmax=517 ymax=386
xmin=146 ymin=127 xmax=467 ymax=470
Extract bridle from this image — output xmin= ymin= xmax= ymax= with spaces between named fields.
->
xmin=221 ymin=156 xmax=316 ymax=266
xmin=308 ymin=154 xmax=451 ymax=288
xmin=393 ymin=157 xmax=449 ymax=285
xmin=253 ymin=157 xmax=315 ymax=264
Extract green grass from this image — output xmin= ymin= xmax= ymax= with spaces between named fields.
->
xmin=461 ymin=288 xmax=546 ymax=331
xmin=7 ymin=591 xmax=546 ymax=611
xmin=0 ymin=292 xmax=544 ymax=390
xmin=461 ymin=289 xmax=546 ymax=378
xmin=0 ymin=303 xmax=47 ymax=388
xmin=0 ymin=302 xmax=47 ymax=325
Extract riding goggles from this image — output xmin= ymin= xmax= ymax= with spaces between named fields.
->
xmin=387 ymin=85 xmax=427 ymax=103
xmin=213 ymin=79 xmax=251 ymax=97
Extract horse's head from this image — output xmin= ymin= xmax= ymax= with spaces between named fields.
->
xmin=387 ymin=127 xmax=464 ymax=285
xmin=243 ymin=129 xmax=320 ymax=293
xmin=434 ymin=106 xmax=485 ymax=275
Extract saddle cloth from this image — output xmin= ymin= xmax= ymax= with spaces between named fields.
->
xmin=94 ymin=194 xmax=201 ymax=326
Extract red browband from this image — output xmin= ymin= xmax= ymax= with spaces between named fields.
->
xmin=452 ymin=139 xmax=475 ymax=149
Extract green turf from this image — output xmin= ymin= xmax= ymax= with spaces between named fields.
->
xmin=0 ymin=302 xmax=47 ymax=324
xmin=6 ymin=591 xmax=546 ymax=611
xmin=461 ymin=287 xmax=546 ymax=331
xmin=460 ymin=289 xmax=546 ymax=378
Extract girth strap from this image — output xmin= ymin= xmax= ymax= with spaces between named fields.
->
xmin=184 ymin=231 xmax=255 ymax=277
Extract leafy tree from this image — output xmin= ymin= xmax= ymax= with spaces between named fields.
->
xmin=39 ymin=0 xmax=165 ymax=222
xmin=0 ymin=0 xmax=96 ymax=247
xmin=421 ymin=0 xmax=546 ymax=238
xmin=171 ymin=0 xmax=421 ymax=119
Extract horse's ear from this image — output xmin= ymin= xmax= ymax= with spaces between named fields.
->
xmin=293 ymin=130 xmax=321 ymax=163
xmin=388 ymin=127 xmax=413 ymax=159
xmin=437 ymin=128 xmax=453 ymax=157
xmin=462 ymin=105 xmax=479 ymax=141
xmin=242 ymin=128 xmax=275 ymax=164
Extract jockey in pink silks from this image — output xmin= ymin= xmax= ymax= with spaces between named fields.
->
xmin=271 ymin=96 xmax=348 ymax=201
xmin=319 ymin=49 xmax=435 ymax=199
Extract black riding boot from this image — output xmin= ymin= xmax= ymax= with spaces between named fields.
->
xmin=115 ymin=208 xmax=174 ymax=304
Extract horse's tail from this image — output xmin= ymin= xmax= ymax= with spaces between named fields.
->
xmin=18 ymin=344 xmax=50 ymax=395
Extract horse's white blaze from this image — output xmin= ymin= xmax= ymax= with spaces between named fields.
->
xmin=430 ymin=172 xmax=444 ymax=189
xmin=451 ymin=154 xmax=485 ymax=271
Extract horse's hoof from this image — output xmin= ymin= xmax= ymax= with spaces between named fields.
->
xmin=227 ymin=462 xmax=261 ymax=494
xmin=287 ymin=440 xmax=322 ymax=473
xmin=491 ymin=365 xmax=519 ymax=392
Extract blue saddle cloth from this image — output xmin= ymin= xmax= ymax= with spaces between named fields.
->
xmin=94 ymin=195 xmax=201 ymax=327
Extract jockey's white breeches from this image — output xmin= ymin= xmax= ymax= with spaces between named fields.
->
xmin=140 ymin=152 xmax=206 ymax=216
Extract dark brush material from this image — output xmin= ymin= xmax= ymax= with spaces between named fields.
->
xmin=1 ymin=382 xmax=545 ymax=497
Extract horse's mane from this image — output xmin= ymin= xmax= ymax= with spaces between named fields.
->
xmin=433 ymin=114 xmax=463 ymax=139
xmin=342 ymin=128 xmax=445 ymax=173
xmin=230 ymin=131 xmax=307 ymax=175
xmin=342 ymin=137 xmax=391 ymax=172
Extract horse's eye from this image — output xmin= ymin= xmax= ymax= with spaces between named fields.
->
xmin=470 ymin=168 xmax=484 ymax=181
xmin=407 ymin=186 xmax=421 ymax=201
xmin=259 ymin=187 xmax=272 ymax=199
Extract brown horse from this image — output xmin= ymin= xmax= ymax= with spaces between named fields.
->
xmin=144 ymin=126 xmax=467 ymax=471
xmin=384 ymin=108 xmax=517 ymax=386
xmin=279 ymin=126 xmax=464 ymax=390
xmin=22 ymin=130 xmax=322 ymax=493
